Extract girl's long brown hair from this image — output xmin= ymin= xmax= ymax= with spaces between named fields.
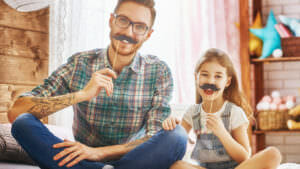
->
xmin=194 ymin=48 xmax=253 ymax=119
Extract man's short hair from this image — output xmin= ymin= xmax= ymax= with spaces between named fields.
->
xmin=114 ymin=0 xmax=156 ymax=27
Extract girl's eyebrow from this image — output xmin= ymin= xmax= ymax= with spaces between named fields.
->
xmin=216 ymin=72 xmax=225 ymax=74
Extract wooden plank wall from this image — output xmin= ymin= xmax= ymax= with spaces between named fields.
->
xmin=0 ymin=0 xmax=49 ymax=123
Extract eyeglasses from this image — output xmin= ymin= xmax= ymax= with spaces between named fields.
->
xmin=113 ymin=14 xmax=149 ymax=35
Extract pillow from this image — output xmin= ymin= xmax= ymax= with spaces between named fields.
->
xmin=279 ymin=15 xmax=300 ymax=37
xmin=0 ymin=123 xmax=74 ymax=165
xmin=250 ymin=10 xmax=281 ymax=59
xmin=0 ymin=124 xmax=36 ymax=165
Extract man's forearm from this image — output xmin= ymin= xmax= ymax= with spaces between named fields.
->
xmin=98 ymin=135 xmax=152 ymax=160
xmin=27 ymin=93 xmax=76 ymax=119
xmin=123 ymin=135 xmax=151 ymax=151
xmin=8 ymin=91 xmax=86 ymax=122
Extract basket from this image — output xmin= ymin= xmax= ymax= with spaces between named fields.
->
xmin=281 ymin=37 xmax=300 ymax=57
xmin=258 ymin=110 xmax=289 ymax=130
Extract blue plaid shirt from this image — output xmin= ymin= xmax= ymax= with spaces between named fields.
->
xmin=20 ymin=48 xmax=173 ymax=146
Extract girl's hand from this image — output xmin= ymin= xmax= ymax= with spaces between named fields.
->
xmin=162 ymin=116 xmax=181 ymax=130
xmin=206 ymin=114 xmax=227 ymax=137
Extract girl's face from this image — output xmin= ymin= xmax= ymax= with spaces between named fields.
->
xmin=196 ymin=61 xmax=232 ymax=102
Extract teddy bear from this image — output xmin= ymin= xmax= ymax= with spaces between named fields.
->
xmin=287 ymin=104 xmax=300 ymax=130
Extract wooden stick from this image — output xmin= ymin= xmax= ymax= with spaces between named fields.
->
xmin=209 ymin=92 xmax=216 ymax=113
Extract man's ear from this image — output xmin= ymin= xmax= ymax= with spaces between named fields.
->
xmin=109 ymin=13 xmax=114 ymax=28
xmin=226 ymin=76 xmax=232 ymax=88
xmin=145 ymin=29 xmax=154 ymax=41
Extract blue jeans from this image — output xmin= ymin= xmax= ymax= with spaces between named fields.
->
xmin=11 ymin=113 xmax=187 ymax=169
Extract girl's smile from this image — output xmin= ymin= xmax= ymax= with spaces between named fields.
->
xmin=203 ymin=88 xmax=215 ymax=96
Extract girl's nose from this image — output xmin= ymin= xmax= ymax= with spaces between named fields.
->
xmin=207 ymin=76 xmax=215 ymax=84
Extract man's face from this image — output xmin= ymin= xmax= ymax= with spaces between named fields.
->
xmin=109 ymin=2 xmax=153 ymax=56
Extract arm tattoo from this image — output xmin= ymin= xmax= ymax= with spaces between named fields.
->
xmin=125 ymin=135 xmax=151 ymax=149
xmin=28 ymin=93 xmax=75 ymax=119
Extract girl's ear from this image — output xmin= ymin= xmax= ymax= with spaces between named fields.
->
xmin=194 ymin=72 xmax=199 ymax=80
xmin=226 ymin=76 xmax=232 ymax=88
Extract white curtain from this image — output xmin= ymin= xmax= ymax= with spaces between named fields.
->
xmin=49 ymin=0 xmax=117 ymax=127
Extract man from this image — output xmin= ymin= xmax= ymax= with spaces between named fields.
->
xmin=8 ymin=0 xmax=187 ymax=169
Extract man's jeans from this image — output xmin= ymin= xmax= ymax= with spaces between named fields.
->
xmin=11 ymin=113 xmax=187 ymax=169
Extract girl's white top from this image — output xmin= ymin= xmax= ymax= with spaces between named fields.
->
xmin=183 ymin=101 xmax=249 ymax=131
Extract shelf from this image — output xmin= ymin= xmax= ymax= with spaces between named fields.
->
xmin=251 ymin=57 xmax=300 ymax=63
xmin=254 ymin=130 xmax=300 ymax=134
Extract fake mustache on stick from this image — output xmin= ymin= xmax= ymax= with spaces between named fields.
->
xmin=200 ymin=84 xmax=220 ymax=91
xmin=113 ymin=35 xmax=138 ymax=44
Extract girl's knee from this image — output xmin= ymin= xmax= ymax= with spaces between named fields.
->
xmin=263 ymin=146 xmax=282 ymax=168
xmin=265 ymin=146 xmax=281 ymax=162
xmin=265 ymin=146 xmax=281 ymax=161
xmin=170 ymin=161 xmax=186 ymax=169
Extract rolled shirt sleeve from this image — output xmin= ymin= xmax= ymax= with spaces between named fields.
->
xmin=19 ymin=55 xmax=76 ymax=98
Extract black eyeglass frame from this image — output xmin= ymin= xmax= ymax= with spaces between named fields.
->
xmin=113 ymin=13 xmax=149 ymax=35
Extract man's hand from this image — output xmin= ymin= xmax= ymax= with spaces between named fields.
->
xmin=79 ymin=68 xmax=117 ymax=101
xmin=53 ymin=140 xmax=107 ymax=168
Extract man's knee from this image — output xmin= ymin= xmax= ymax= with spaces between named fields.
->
xmin=11 ymin=113 xmax=37 ymax=137
xmin=160 ymin=125 xmax=188 ymax=147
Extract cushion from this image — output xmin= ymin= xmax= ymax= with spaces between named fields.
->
xmin=0 ymin=124 xmax=35 ymax=165
xmin=250 ymin=10 xmax=281 ymax=59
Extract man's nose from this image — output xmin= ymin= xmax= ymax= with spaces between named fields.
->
xmin=123 ymin=24 xmax=134 ymax=37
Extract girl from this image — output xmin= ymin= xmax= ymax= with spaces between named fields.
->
xmin=163 ymin=48 xmax=281 ymax=169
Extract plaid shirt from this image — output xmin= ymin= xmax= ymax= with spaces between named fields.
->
xmin=20 ymin=48 xmax=173 ymax=146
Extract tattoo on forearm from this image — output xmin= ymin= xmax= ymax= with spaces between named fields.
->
xmin=125 ymin=136 xmax=151 ymax=149
xmin=28 ymin=93 xmax=75 ymax=119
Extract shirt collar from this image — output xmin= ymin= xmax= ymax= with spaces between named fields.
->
xmin=104 ymin=47 xmax=142 ymax=74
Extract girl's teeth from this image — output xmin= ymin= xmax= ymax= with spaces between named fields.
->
xmin=122 ymin=40 xmax=129 ymax=43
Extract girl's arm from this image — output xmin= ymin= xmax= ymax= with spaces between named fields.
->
xmin=162 ymin=117 xmax=192 ymax=134
xmin=217 ymin=123 xmax=251 ymax=163
xmin=181 ymin=119 xmax=192 ymax=133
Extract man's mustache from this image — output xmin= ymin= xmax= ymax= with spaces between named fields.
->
xmin=113 ymin=35 xmax=138 ymax=44
xmin=200 ymin=84 xmax=220 ymax=91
